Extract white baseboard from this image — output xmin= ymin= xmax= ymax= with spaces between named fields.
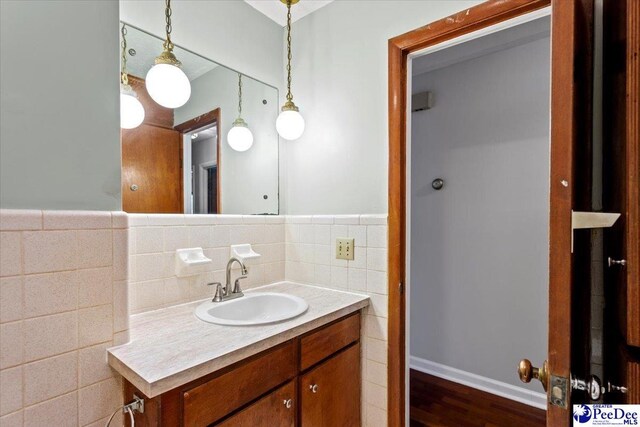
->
xmin=409 ymin=356 xmax=547 ymax=410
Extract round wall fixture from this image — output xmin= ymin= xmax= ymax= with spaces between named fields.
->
xmin=432 ymin=178 xmax=444 ymax=190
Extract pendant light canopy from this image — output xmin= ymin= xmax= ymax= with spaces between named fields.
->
xmin=276 ymin=0 xmax=305 ymax=141
xmin=120 ymin=24 xmax=145 ymax=130
xmin=228 ymin=74 xmax=254 ymax=152
xmin=145 ymin=0 xmax=191 ymax=109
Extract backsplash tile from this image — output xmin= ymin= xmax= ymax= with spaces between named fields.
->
xmin=0 ymin=210 xmax=128 ymax=427
xmin=127 ymin=214 xmax=286 ymax=314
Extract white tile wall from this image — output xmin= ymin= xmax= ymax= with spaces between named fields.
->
xmin=1 ymin=210 xmax=389 ymax=426
xmin=127 ymin=214 xmax=286 ymax=314
xmin=0 ymin=210 xmax=128 ymax=427
xmin=284 ymin=214 xmax=389 ymax=426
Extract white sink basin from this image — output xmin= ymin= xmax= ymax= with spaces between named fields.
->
xmin=195 ymin=292 xmax=308 ymax=326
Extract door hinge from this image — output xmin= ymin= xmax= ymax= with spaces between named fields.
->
xmin=550 ymin=375 xmax=569 ymax=408
xmin=398 ymin=282 xmax=404 ymax=294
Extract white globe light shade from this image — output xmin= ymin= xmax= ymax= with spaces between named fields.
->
xmin=276 ymin=110 xmax=305 ymax=141
xmin=227 ymin=124 xmax=254 ymax=152
xmin=120 ymin=93 xmax=145 ymax=129
xmin=145 ymin=63 xmax=191 ymax=108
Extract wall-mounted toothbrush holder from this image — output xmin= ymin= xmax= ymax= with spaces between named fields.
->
xmin=175 ymin=247 xmax=212 ymax=277
xmin=230 ymin=244 xmax=261 ymax=262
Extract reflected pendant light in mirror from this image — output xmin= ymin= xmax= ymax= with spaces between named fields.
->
xmin=120 ymin=24 xmax=145 ymax=129
xmin=276 ymin=0 xmax=305 ymax=141
xmin=228 ymin=74 xmax=254 ymax=152
xmin=145 ymin=0 xmax=191 ymax=108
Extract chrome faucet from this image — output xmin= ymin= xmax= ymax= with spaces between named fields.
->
xmin=209 ymin=257 xmax=248 ymax=302
xmin=226 ymin=257 xmax=248 ymax=297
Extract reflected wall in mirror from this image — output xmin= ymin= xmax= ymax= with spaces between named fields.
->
xmin=120 ymin=23 xmax=279 ymax=215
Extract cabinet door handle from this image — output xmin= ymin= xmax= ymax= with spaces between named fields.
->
xmin=309 ymin=384 xmax=318 ymax=393
xmin=283 ymin=399 xmax=293 ymax=409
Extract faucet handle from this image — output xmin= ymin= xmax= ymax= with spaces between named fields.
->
xmin=232 ymin=276 xmax=247 ymax=294
xmin=207 ymin=282 xmax=224 ymax=302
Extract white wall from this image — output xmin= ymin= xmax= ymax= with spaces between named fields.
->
xmin=176 ymin=67 xmax=280 ymax=215
xmin=0 ymin=0 xmax=121 ymax=210
xmin=409 ymin=37 xmax=550 ymax=393
xmin=282 ymin=1 xmax=482 ymax=214
xmin=119 ymin=0 xmax=283 ymax=90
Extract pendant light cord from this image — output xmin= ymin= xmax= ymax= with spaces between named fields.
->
xmin=120 ymin=24 xmax=128 ymax=85
xmin=163 ymin=0 xmax=173 ymax=50
xmin=238 ymin=74 xmax=243 ymax=118
xmin=285 ymin=0 xmax=293 ymax=103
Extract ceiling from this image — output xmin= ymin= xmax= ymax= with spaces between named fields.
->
xmin=244 ymin=0 xmax=334 ymax=26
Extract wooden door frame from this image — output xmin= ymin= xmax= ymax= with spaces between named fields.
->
xmin=386 ymin=1 xmax=587 ymax=425
xmin=175 ymin=108 xmax=222 ymax=213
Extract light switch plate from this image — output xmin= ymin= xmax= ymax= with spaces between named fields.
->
xmin=336 ymin=238 xmax=354 ymax=260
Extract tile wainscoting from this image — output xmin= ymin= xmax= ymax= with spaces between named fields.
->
xmin=0 ymin=210 xmax=128 ymax=427
xmin=1 ymin=211 xmax=388 ymax=427
xmin=284 ymin=214 xmax=389 ymax=427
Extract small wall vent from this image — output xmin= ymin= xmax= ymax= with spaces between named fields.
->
xmin=412 ymin=91 xmax=433 ymax=112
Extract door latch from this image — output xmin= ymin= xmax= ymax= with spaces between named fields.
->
xmin=550 ymin=375 xmax=569 ymax=408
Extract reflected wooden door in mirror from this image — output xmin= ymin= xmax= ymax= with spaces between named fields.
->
xmin=122 ymin=75 xmax=183 ymax=213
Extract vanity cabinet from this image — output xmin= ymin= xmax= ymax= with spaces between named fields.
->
xmin=123 ymin=312 xmax=361 ymax=427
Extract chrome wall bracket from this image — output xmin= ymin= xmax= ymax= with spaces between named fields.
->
xmin=571 ymin=211 xmax=621 ymax=252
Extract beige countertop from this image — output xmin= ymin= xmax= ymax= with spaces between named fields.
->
xmin=107 ymin=282 xmax=369 ymax=397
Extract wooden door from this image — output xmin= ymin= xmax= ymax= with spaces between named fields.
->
xmin=215 ymin=381 xmax=296 ymax=427
xmin=121 ymin=74 xmax=183 ymax=214
xmin=602 ymin=0 xmax=640 ymax=404
xmin=388 ymin=1 xmax=595 ymax=425
xmin=300 ymin=344 xmax=360 ymax=427
xmin=546 ymin=0 xmax=595 ymax=423
xmin=122 ymin=124 xmax=183 ymax=213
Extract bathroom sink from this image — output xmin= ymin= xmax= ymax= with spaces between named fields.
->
xmin=195 ymin=292 xmax=308 ymax=326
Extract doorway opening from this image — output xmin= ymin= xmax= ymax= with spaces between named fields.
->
xmin=175 ymin=108 xmax=222 ymax=214
xmin=184 ymin=124 xmax=219 ymax=214
xmin=407 ymin=11 xmax=551 ymax=426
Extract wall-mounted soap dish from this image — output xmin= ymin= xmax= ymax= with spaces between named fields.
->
xmin=175 ymin=247 xmax=212 ymax=277
xmin=230 ymin=244 xmax=261 ymax=262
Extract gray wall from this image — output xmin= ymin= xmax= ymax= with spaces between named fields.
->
xmin=282 ymin=1 xmax=482 ymax=214
xmin=409 ymin=38 xmax=550 ymax=389
xmin=0 ymin=0 xmax=121 ymax=210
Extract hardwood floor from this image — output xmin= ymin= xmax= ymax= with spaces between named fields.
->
xmin=410 ymin=370 xmax=546 ymax=427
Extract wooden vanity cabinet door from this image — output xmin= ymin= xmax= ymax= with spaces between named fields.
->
xmin=214 ymin=381 xmax=296 ymax=427
xmin=182 ymin=342 xmax=296 ymax=427
xmin=299 ymin=343 xmax=361 ymax=427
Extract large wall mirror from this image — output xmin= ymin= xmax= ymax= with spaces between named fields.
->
xmin=120 ymin=23 xmax=279 ymax=215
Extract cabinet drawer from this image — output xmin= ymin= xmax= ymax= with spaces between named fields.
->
xmin=215 ymin=381 xmax=296 ymax=427
xmin=182 ymin=341 xmax=296 ymax=427
xmin=300 ymin=312 xmax=360 ymax=370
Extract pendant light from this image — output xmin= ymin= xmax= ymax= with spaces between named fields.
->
xmin=228 ymin=74 xmax=254 ymax=152
xmin=276 ymin=0 xmax=305 ymax=141
xmin=120 ymin=24 xmax=145 ymax=129
xmin=145 ymin=0 xmax=191 ymax=109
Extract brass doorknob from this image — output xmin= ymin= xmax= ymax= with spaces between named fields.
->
xmin=518 ymin=359 xmax=549 ymax=392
